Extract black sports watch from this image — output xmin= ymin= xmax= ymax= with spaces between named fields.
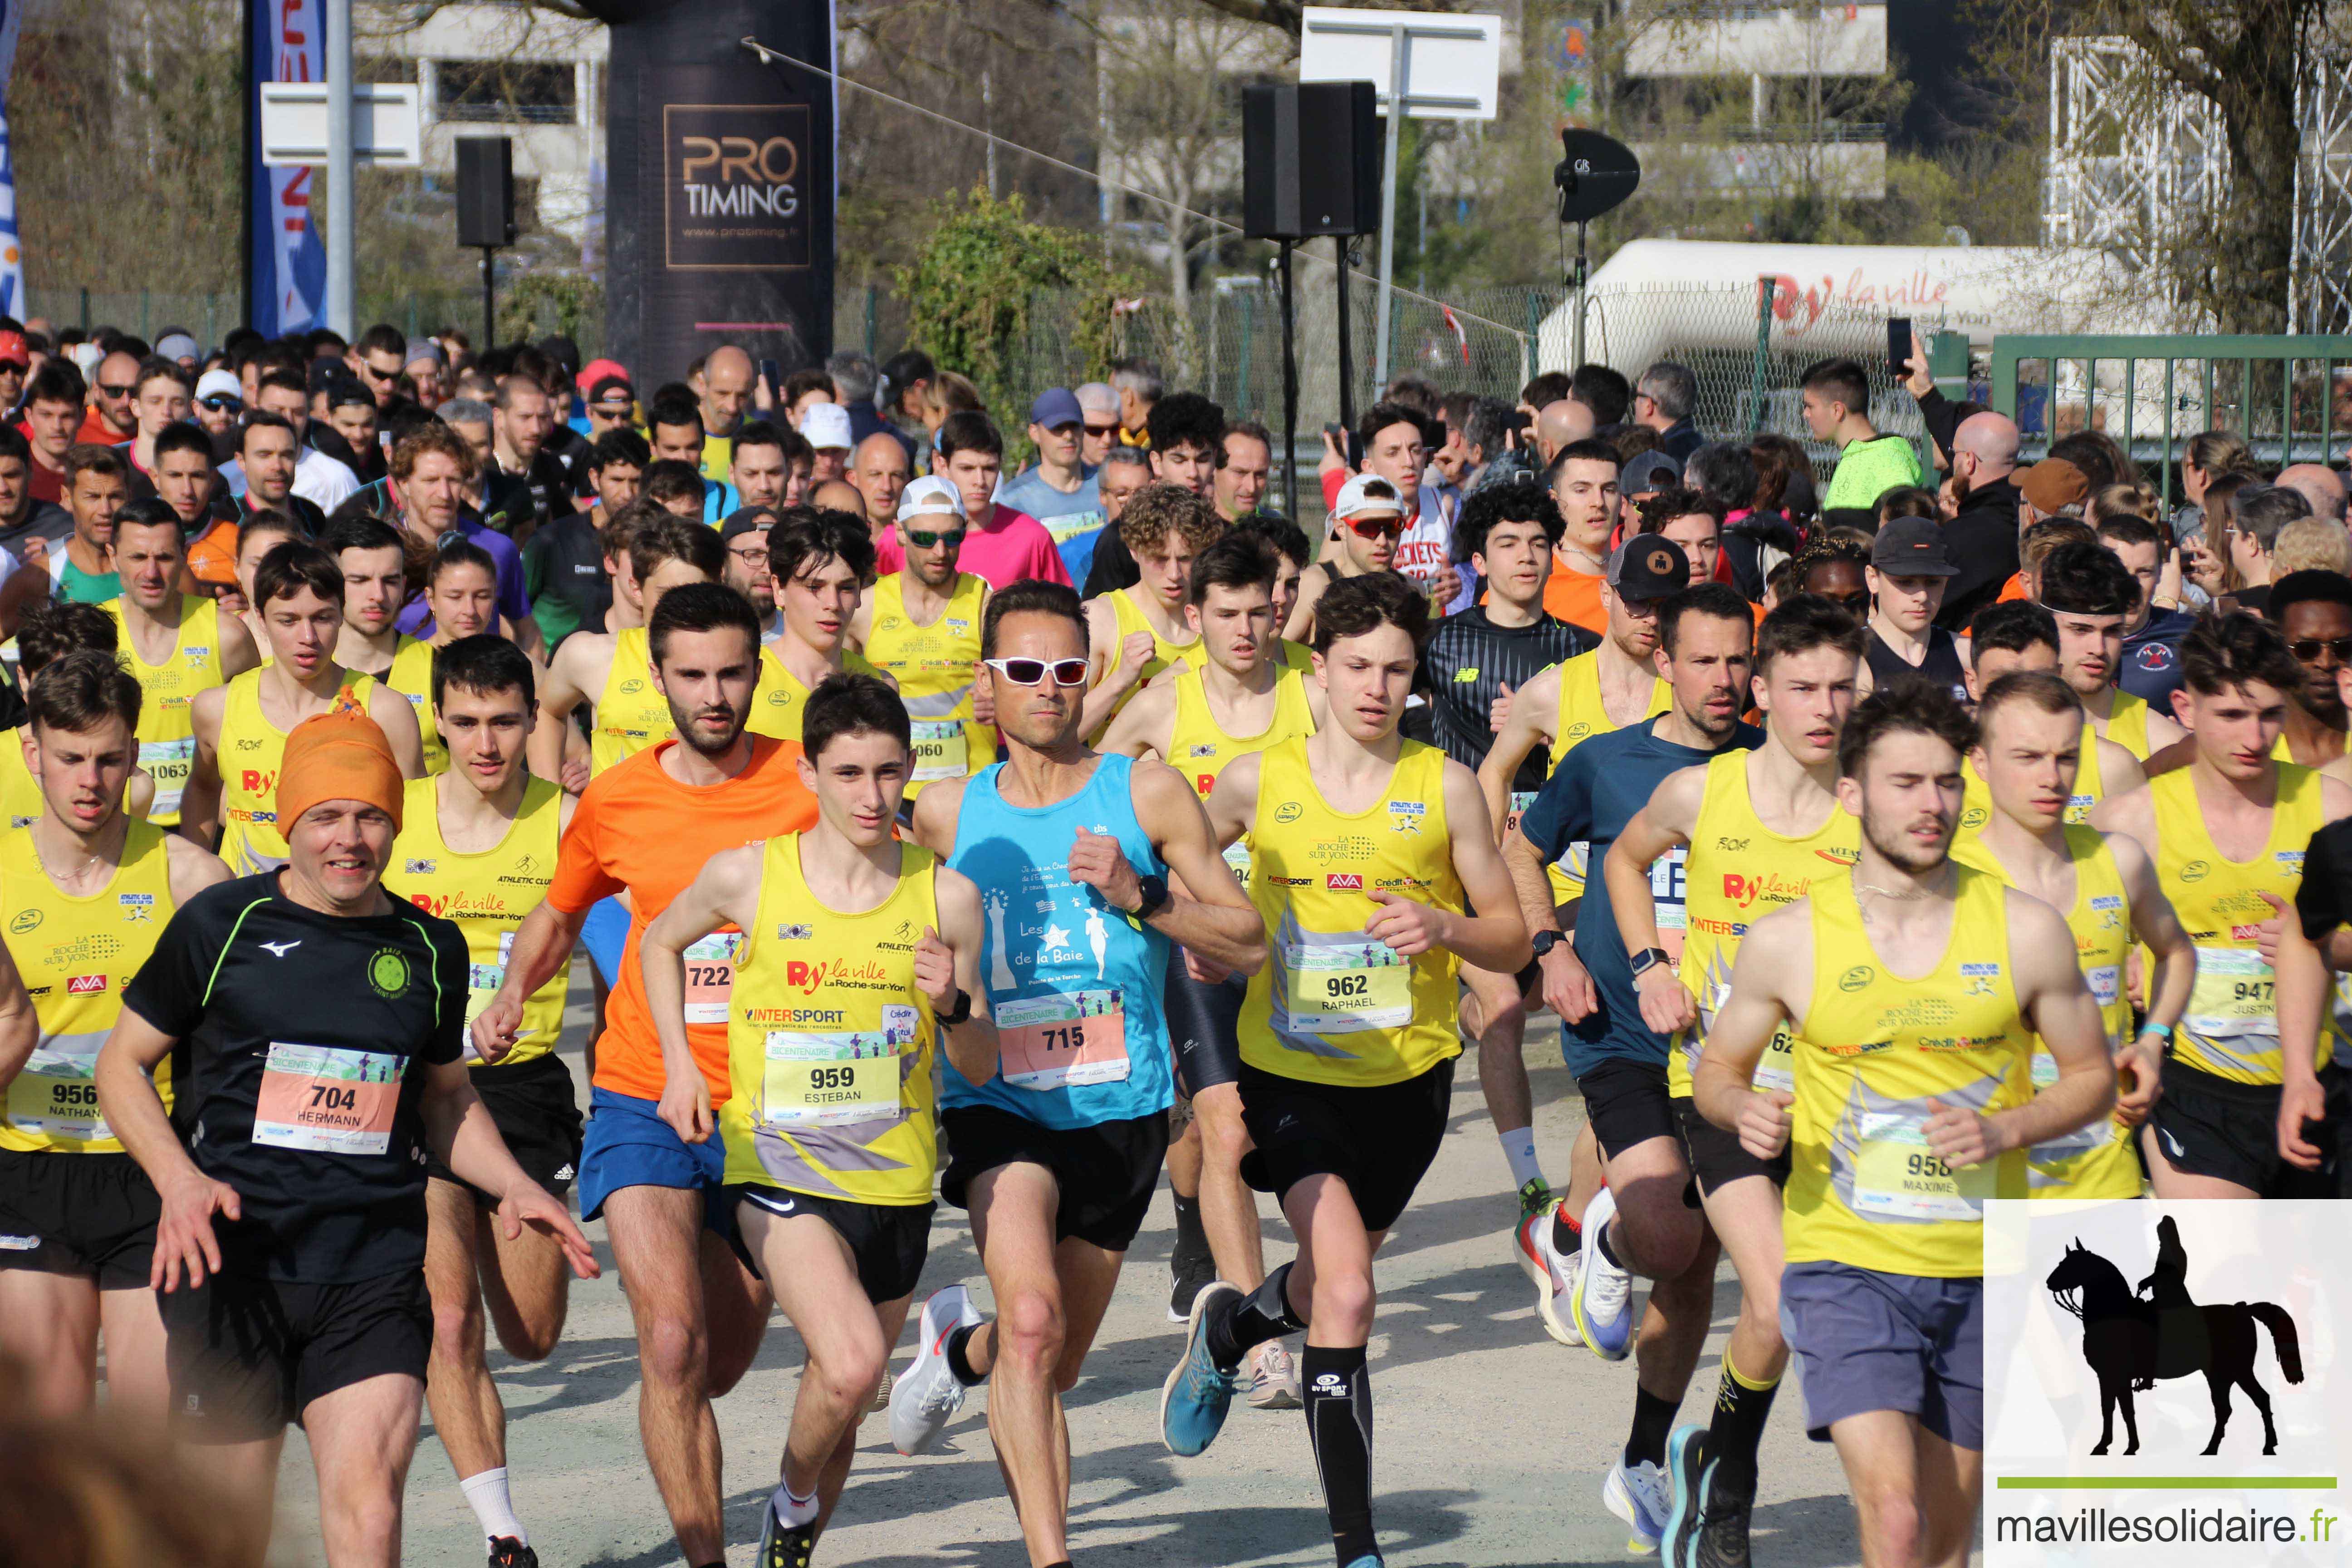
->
xmin=1628 ymin=946 xmax=1672 ymax=979
xmin=1132 ymin=873 xmax=1171 ymax=921
xmin=1529 ymin=930 xmax=1564 ymax=959
xmin=938 ymin=987 xmax=973 ymax=1027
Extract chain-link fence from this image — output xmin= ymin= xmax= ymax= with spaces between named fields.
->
xmin=24 ymin=287 xmax=608 ymax=361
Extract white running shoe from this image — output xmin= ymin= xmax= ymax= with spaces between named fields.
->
xmin=1604 ymin=1453 xmax=1673 ymax=1555
xmin=1247 ymin=1340 xmax=1303 ymax=1409
xmin=1515 ymin=1202 xmax=1585 ymax=1348
xmin=890 ymin=1285 xmax=982 ymax=1455
xmin=1571 ymin=1186 xmax=1636 ymax=1361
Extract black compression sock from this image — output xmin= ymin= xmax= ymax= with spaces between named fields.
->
xmin=1171 ymin=1191 xmax=1209 ymax=1267
xmin=945 ymin=1322 xmax=985 ymax=1387
xmin=1550 ymin=1206 xmax=1583 ymax=1256
xmin=1705 ymin=1354 xmax=1781 ymax=1504
xmin=1302 ymin=1344 xmax=1377 ymax=1566
xmin=1625 ymin=1385 xmax=1678 ymax=1470
xmin=1208 ymin=1262 xmax=1308 ymax=1368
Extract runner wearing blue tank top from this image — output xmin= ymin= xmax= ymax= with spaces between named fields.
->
xmin=890 ymin=581 xmax=1265 ymax=1568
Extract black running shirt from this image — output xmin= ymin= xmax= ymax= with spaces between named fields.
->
xmin=122 ymin=873 xmax=468 ymax=1283
xmin=1417 ymin=607 xmax=1595 ymax=787
xmin=1865 ymin=625 xmax=1970 ymax=703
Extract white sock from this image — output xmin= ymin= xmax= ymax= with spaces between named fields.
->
xmin=772 ymin=1480 xmax=820 ymax=1527
xmin=1499 ymin=1127 xmax=1546 ymax=1192
xmin=460 ymin=1467 xmax=526 ymax=1548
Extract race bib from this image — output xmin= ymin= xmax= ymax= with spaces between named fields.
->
xmin=1222 ymin=839 xmax=1252 ymax=882
xmin=1281 ymin=939 xmax=1412 ymax=1034
xmin=997 ymin=990 xmax=1130 ymax=1089
xmin=684 ymin=931 xmax=742 ymax=1025
xmin=760 ymin=1006 xmax=917 ymax=1128
xmin=1651 ymin=848 xmax=1689 ymax=962
xmin=1689 ymin=991 xmax=1797 ymax=1095
xmin=139 ymin=736 xmax=195 ymax=818
xmin=252 ymin=1042 xmax=402 ymax=1155
xmin=911 ymin=718 xmax=969 ymax=783
xmin=2065 ymin=792 xmax=2096 ymax=824
xmin=2184 ymin=945 xmax=2276 ymax=1038
xmin=1507 ymin=789 xmax=1536 ymax=840
xmin=463 ymin=930 xmax=518 ymax=1034
xmin=1848 ymin=1108 xmax=1993 ymax=1222
xmin=5 ymin=1038 xmax=108 ymax=1141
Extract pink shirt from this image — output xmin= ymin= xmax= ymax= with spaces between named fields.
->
xmin=874 ymin=503 xmax=1072 ymax=589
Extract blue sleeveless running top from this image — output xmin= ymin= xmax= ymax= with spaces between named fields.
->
xmin=944 ymin=752 xmax=1174 ymax=1129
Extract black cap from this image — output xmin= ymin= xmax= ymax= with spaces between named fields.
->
xmin=1869 ymin=516 xmax=1959 ymax=578
xmin=1607 ymin=534 xmax=1690 ymax=601
xmin=720 ymin=505 xmax=780 ymax=543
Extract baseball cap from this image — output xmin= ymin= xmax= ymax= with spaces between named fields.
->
xmin=720 ymin=505 xmax=780 ymax=543
xmin=155 ymin=332 xmax=199 ymax=364
xmin=897 ymin=475 xmax=962 ymax=521
xmin=404 ymin=337 xmax=446 ymax=369
xmin=1029 ymin=388 xmax=1083 ymax=431
xmin=1621 ymin=450 xmax=1682 ymax=496
xmin=0 ymin=330 xmax=29 ymax=370
xmin=195 ymin=368 xmax=242 ymax=405
xmin=1607 ymin=535 xmax=1690 ymax=601
xmin=2021 ymin=457 xmax=2090 ymax=515
xmin=586 ymin=374 xmax=636 ymax=408
xmin=800 ymin=401 xmax=854 ymax=451
xmin=1332 ymin=472 xmax=1406 ymax=521
xmin=1870 ymin=516 xmax=1960 ymax=578
xmin=326 ymin=377 xmax=376 ymax=412
xmin=1075 ymin=382 xmax=1119 ymax=422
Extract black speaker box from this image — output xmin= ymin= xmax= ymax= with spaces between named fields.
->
xmin=455 ymin=137 xmax=518 ymax=249
xmin=1242 ymin=81 xmax=1382 ymax=240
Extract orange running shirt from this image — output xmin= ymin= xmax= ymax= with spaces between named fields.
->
xmin=1542 ymin=559 xmax=1607 ymax=634
xmin=547 ymin=735 xmax=818 ymax=1102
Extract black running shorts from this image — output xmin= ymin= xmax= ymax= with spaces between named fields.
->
xmin=1237 ymin=1057 xmax=1456 ymax=1233
xmin=729 ymin=1185 xmax=934 ymax=1303
xmin=1672 ymin=1093 xmax=1789 ymax=1197
xmin=939 ymin=1105 xmax=1171 ymax=1252
xmin=1575 ymin=1056 xmax=1683 ymax=1163
xmin=1165 ymin=965 xmax=1248 ymax=1096
xmin=162 ymin=1267 xmax=433 ymax=1442
xmin=0 ymin=1149 xmax=161 ymax=1290
xmin=427 ymin=1053 xmax=585 ymax=1206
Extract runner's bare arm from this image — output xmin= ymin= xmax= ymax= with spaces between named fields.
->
xmin=1502 ymin=811 xmax=1594 ymax=1020
xmin=1476 ymin=662 xmax=1562 ymax=844
xmin=474 ymin=899 xmax=591 ymax=1061
xmin=925 ymin=864 xmax=999 ymax=1086
xmin=1416 ymin=759 xmax=1532 ymax=973
xmin=906 ymin=773 xmax=968 ymax=861
xmin=180 ymin=686 xmax=227 ymax=850
xmin=1101 ymin=760 xmax=1265 ymax=975
xmin=216 ymin=611 xmax=261 ymax=678
xmin=1937 ymin=891 xmax=2112 ymax=1166
xmin=638 ymin=843 xmax=764 ymax=1144
xmin=2275 ymin=911 xmax=2333 ymax=1168
xmin=529 ymin=633 xmax=600 ymax=784
xmin=1097 ymin=678 xmax=1175 ymax=762
xmin=1607 ymin=764 xmax=1707 ymax=1035
xmin=2320 ymin=774 xmax=2352 ymax=827
xmin=2110 ymin=831 xmax=2191 ymax=1125
xmin=0 ymin=940 xmax=32 ymax=1092
xmin=419 ymin=1056 xmax=600 ymax=1278
xmin=162 ymin=833 xmax=235 ymax=906
xmin=1284 ymin=564 xmax=1331 ymax=643
xmin=1079 ymin=597 xmax=1158 ymax=739
xmin=1202 ymin=751 xmax=1260 ymax=850
xmin=2141 ymin=702 xmax=2188 ymax=754
xmin=2084 ymin=779 xmax=2156 ymax=857
xmin=847 ymin=595 xmax=873 ymax=649
xmin=95 ymin=1006 xmax=239 ymax=1293
xmin=2095 ymin=738 xmax=2144 ymax=800
xmin=1691 ymin=905 xmax=1807 ymax=1155
xmin=367 ymin=682 xmax=427 ymax=778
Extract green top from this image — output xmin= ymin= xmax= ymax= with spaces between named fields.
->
xmin=55 ymin=557 xmax=120 ymax=605
xmin=1821 ymin=432 xmax=1925 ymax=513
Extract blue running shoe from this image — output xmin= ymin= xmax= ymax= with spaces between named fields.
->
xmin=1341 ymin=1556 xmax=1384 ymax=1568
xmin=1603 ymin=1452 xmax=1672 ymax=1555
xmin=1571 ymin=1186 xmax=1635 ymax=1360
xmin=1662 ymin=1425 xmax=1712 ymax=1568
xmin=1159 ymin=1279 xmax=1243 ymax=1457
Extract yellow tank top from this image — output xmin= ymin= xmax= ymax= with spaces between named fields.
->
xmin=1538 ymin=648 xmax=1671 ymax=900
xmin=1956 ymin=720 xmax=2107 ymax=843
xmin=0 ymin=821 xmax=176 ymax=1153
xmin=2154 ymin=763 xmax=2327 ymax=1083
xmin=1279 ymin=640 xmax=1315 ymax=673
xmin=591 ymin=627 xmax=675 ymax=774
xmin=1784 ymin=867 xmax=2033 ymax=1278
xmin=2102 ymin=691 xmax=2153 ymax=760
xmin=748 ymin=646 xmax=885 ymax=742
xmin=383 ymin=637 xmax=447 ymax=776
xmin=217 ymin=670 xmax=378 ymax=875
xmin=105 ymin=595 xmax=225 ymax=827
xmin=1669 ymin=750 xmax=1859 ymax=1098
xmin=720 ymin=835 xmax=940 ymax=1205
xmin=1101 ymin=588 xmax=1198 ymax=710
xmin=1951 ymin=825 xmax=2140 ymax=1199
xmin=1170 ymin=662 xmax=1317 ymax=880
xmin=861 ymin=573 xmax=994 ymax=793
xmin=1240 ymin=737 xmax=1463 ymax=1086
xmin=0 ymin=730 xmax=39 ymax=828
xmin=387 ymin=776 xmax=567 ymax=1067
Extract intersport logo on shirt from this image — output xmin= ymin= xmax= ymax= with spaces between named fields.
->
xmin=1984 ymin=1201 xmax=2341 ymax=1565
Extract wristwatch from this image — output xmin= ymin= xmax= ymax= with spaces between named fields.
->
xmin=1132 ymin=873 xmax=1171 ymax=920
xmin=938 ymin=987 xmax=973 ymax=1027
xmin=1530 ymin=930 xmax=1564 ymax=959
xmin=1628 ymin=946 xmax=1672 ymax=979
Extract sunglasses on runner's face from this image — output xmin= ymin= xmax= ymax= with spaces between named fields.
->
xmin=904 ymin=527 xmax=966 ymax=549
xmin=2291 ymin=637 xmax=2352 ymax=663
xmin=1347 ymin=515 xmax=1405 ymax=540
xmin=98 ymin=383 xmax=135 ymax=399
xmin=985 ymin=656 xmax=1091 ymax=687
xmin=1084 ymin=423 xmax=1118 ymax=437
xmin=200 ymin=394 xmax=243 ymax=413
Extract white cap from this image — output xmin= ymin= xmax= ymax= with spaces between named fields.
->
xmin=897 ymin=475 xmax=962 ymax=521
xmin=1075 ymin=382 xmax=1118 ymax=419
xmin=1332 ymin=472 xmax=1406 ymax=521
xmin=799 ymin=401 xmax=854 ymax=451
xmin=195 ymin=368 xmax=242 ymax=403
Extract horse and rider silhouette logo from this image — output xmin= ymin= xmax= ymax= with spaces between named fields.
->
xmin=2045 ymin=1215 xmax=2303 ymax=1457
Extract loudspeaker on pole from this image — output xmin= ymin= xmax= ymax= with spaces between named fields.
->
xmin=455 ymin=137 xmax=518 ymax=250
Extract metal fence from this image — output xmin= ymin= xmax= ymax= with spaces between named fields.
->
xmin=24 ymin=287 xmax=608 ymax=361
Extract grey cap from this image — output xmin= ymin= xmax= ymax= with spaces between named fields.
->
xmin=405 ymin=338 xmax=447 ymax=368
xmin=1607 ymin=535 xmax=1690 ymax=600
xmin=154 ymin=332 xmax=199 ymax=363
xmin=1621 ymin=449 xmax=1682 ymax=496
xmin=1870 ymin=515 xmax=1959 ymax=578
